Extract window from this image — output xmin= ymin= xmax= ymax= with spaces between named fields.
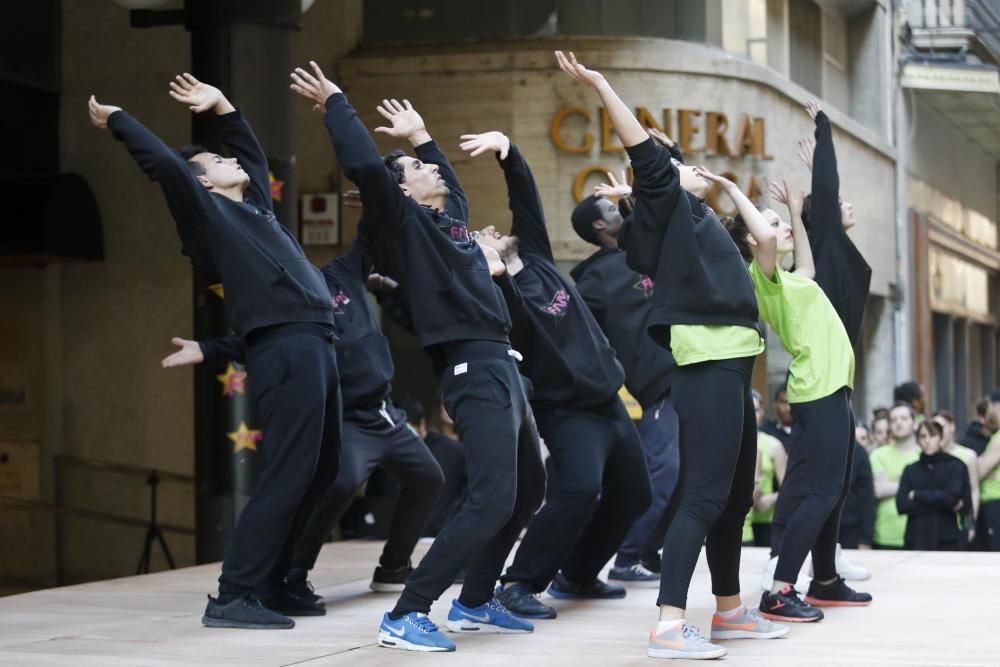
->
xmin=722 ymin=0 xmax=768 ymax=66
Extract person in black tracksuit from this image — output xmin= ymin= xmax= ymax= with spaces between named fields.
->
xmin=460 ymin=132 xmax=651 ymax=618
xmin=897 ymin=421 xmax=972 ymax=550
xmin=293 ymin=66 xmax=545 ymax=648
xmin=838 ymin=440 xmax=876 ymax=549
xmin=192 ymin=231 xmax=445 ymax=598
xmin=92 ymin=81 xmax=340 ymax=629
xmin=570 ymin=189 xmax=680 ymax=583
xmin=768 ymin=102 xmax=873 ymax=593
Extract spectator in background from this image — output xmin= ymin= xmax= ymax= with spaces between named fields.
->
xmin=855 ymin=424 xmax=871 ymax=450
xmin=870 ymin=414 xmax=890 ymax=451
xmin=743 ymin=390 xmax=787 ymax=547
xmin=870 ymin=403 xmax=921 ymax=548
xmin=976 ymin=390 xmax=1000 ymax=551
xmin=839 ymin=424 xmax=876 ymax=551
xmin=893 ymin=381 xmax=927 ymax=420
xmin=932 ymin=410 xmax=980 ymax=541
xmin=962 ymin=398 xmax=992 ymax=455
xmin=760 ymin=384 xmax=793 ymax=453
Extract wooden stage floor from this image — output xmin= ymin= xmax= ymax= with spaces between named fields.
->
xmin=0 ymin=541 xmax=996 ymax=666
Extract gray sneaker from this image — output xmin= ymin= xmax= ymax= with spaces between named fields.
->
xmin=711 ymin=607 xmax=791 ymax=640
xmin=647 ymin=622 xmax=726 ymax=660
xmin=608 ymin=563 xmax=659 ymax=587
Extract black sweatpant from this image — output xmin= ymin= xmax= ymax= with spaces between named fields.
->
xmin=290 ymin=402 xmax=444 ymax=574
xmin=977 ymin=500 xmax=1000 ymax=551
xmin=769 ymin=387 xmax=854 ymax=584
xmin=218 ymin=323 xmax=341 ymax=599
xmin=501 ymin=398 xmax=652 ymax=591
xmin=657 ymin=356 xmax=757 ymax=609
xmin=392 ymin=343 xmax=546 ymax=615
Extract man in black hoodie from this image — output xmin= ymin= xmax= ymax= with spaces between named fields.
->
xmin=458 ymin=131 xmax=651 ymax=619
xmin=90 ymin=78 xmax=340 ymax=630
xmin=569 ymin=172 xmax=680 ymax=586
xmin=163 ymin=230 xmax=446 ymax=602
xmin=290 ymin=61 xmax=544 ymax=651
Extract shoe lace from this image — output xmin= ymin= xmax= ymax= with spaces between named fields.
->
xmin=486 ymin=598 xmax=510 ymax=615
xmin=681 ymin=624 xmax=711 ymax=644
xmin=408 ymin=613 xmax=440 ymax=634
xmin=632 ymin=563 xmax=655 ymax=577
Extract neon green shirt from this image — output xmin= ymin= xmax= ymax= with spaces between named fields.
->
xmin=981 ymin=432 xmax=1000 ymax=503
xmin=670 ymin=325 xmax=764 ymax=366
xmin=743 ymin=432 xmax=780 ymax=542
xmin=748 ymin=261 xmax=854 ymax=403
xmin=869 ymin=444 xmax=920 ymax=547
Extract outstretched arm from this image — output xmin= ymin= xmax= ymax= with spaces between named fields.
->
xmin=161 ymin=335 xmax=245 ymax=369
xmin=806 ymin=100 xmax=845 ymax=255
xmin=697 ymin=167 xmax=777 ymax=276
xmin=770 ymin=179 xmax=815 ymax=279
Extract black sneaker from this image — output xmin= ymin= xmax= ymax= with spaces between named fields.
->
xmin=285 ymin=570 xmax=323 ymax=606
xmin=495 ymin=583 xmax=557 ymax=619
xmin=202 ymin=594 xmax=295 ymax=629
xmin=641 ymin=555 xmax=661 ymax=574
xmin=370 ymin=562 xmax=413 ymax=593
xmin=547 ymin=572 xmax=626 ymax=599
xmin=759 ymin=586 xmax=824 ymax=623
xmin=260 ymin=589 xmax=326 ymax=617
xmin=804 ymin=576 xmax=873 ymax=607
xmin=608 ymin=563 xmax=659 ymax=587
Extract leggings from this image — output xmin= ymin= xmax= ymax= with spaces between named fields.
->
xmin=657 ymin=356 xmax=757 ymax=609
xmin=769 ymin=387 xmax=854 ymax=583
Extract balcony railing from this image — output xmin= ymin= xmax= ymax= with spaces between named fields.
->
xmin=909 ymin=0 xmax=966 ymax=29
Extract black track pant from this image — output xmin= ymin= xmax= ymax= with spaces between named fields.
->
xmin=769 ymin=387 xmax=854 ymax=583
xmin=218 ymin=323 xmax=341 ymax=599
xmin=501 ymin=398 xmax=652 ymax=591
xmin=657 ymin=356 xmax=757 ymax=609
xmin=290 ymin=402 xmax=444 ymax=574
xmin=392 ymin=343 xmax=546 ymax=615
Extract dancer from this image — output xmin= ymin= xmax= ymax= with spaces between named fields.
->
xmin=571 ymin=164 xmax=683 ymax=585
xmin=554 ymin=51 xmax=788 ymax=660
xmin=163 ymin=230 xmax=446 ymax=601
xmin=290 ymin=61 xmax=544 ymax=651
xmin=717 ymin=171 xmax=869 ymax=621
xmin=457 ymin=131 xmax=651 ymax=619
xmin=90 ymin=76 xmax=341 ymax=629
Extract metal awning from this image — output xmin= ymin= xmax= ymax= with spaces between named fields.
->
xmin=901 ymin=61 xmax=1000 ymax=158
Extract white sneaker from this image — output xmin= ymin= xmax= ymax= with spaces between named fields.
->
xmin=806 ymin=544 xmax=871 ymax=581
xmin=761 ymin=556 xmax=811 ymax=592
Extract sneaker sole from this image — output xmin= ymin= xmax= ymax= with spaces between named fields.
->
xmin=647 ymin=646 xmax=727 ymax=659
xmin=201 ymin=615 xmax=295 ymax=629
xmin=711 ymin=627 xmax=791 ymax=640
xmin=377 ymin=631 xmax=454 ymax=652
xmin=803 ymin=596 xmax=872 ymax=607
xmin=370 ymin=582 xmax=406 ymax=593
xmin=758 ymin=611 xmax=822 ymax=623
xmin=547 ymin=588 xmax=626 ymax=600
xmin=445 ymin=618 xmax=533 ymax=634
xmin=266 ymin=608 xmax=326 ymax=617
xmin=608 ymin=578 xmax=660 ymax=588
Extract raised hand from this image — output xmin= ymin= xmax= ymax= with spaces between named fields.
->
xmin=290 ymin=60 xmax=342 ymax=112
xmin=459 ymin=131 xmax=510 ymax=159
xmin=768 ymin=179 xmax=803 ymax=214
xmin=161 ymin=337 xmax=204 ymax=368
xmin=168 ymin=73 xmax=234 ymax=114
xmin=88 ymin=95 xmax=121 ymax=129
xmin=479 ymin=243 xmax=506 ymax=277
xmin=554 ymin=50 xmax=607 ymax=89
xmin=647 ymin=127 xmax=676 ymax=148
xmin=374 ymin=99 xmax=430 ymax=145
xmin=797 ymin=136 xmax=815 ymax=172
xmin=692 ymin=165 xmax=735 ymax=190
xmin=805 ymin=99 xmax=821 ymax=121
xmin=594 ymin=170 xmax=632 ymax=201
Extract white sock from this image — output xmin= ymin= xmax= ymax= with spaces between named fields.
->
xmin=717 ymin=605 xmax=746 ymax=620
xmin=655 ymin=619 xmax=685 ymax=634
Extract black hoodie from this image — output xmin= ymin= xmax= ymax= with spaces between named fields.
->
xmin=618 ymin=138 xmax=760 ymax=349
xmin=491 ymin=145 xmax=624 ymax=410
xmin=896 ymin=451 xmax=971 ymax=550
xmin=807 ymin=111 xmax=872 ymax=348
xmin=108 ymin=109 xmax=334 ymax=336
xmin=571 ymin=247 xmax=674 ymax=409
xmin=321 ymin=93 xmax=511 ymax=357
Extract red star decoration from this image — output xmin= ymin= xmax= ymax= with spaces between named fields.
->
xmin=269 ymin=170 xmax=284 ymax=202
xmin=216 ymin=363 xmax=247 ymax=397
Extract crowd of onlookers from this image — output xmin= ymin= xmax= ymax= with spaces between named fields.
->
xmin=753 ymin=381 xmax=1000 ymax=551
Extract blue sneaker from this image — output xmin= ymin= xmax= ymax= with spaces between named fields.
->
xmin=377 ymin=612 xmax=456 ymax=652
xmin=446 ymin=597 xmax=535 ymax=634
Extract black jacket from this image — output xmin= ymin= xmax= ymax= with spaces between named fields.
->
xmin=200 ymin=233 xmax=394 ymax=415
xmin=108 ymin=109 xmax=334 ymax=336
xmin=960 ymin=421 xmax=991 ymax=456
xmin=618 ymin=138 xmax=760 ymax=349
xmin=808 ymin=112 xmax=872 ymax=348
xmin=491 ymin=145 xmax=624 ymax=410
xmin=571 ymin=248 xmax=674 ymax=409
xmin=322 ymin=93 xmax=510 ymax=355
xmin=839 ymin=442 xmax=876 ymax=546
xmin=896 ymin=451 xmax=971 ymax=550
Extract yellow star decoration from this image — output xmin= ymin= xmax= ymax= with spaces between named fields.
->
xmin=269 ymin=170 xmax=285 ymax=202
xmin=228 ymin=422 xmax=262 ymax=453
xmin=208 ymin=283 xmax=224 ymax=299
xmin=216 ymin=363 xmax=247 ymax=397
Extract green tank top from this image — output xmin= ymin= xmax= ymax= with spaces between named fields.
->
xmin=870 ymin=443 xmax=920 ymax=547
xmin=981 ymin=432 xmax=1000 ymax=503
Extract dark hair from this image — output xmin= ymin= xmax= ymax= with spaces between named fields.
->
xmin=384 ymin=150 xmax=407 ymax=184
xmin=618 ymin=195 xmax=635 ymax=218
xmin=893 ymin=381 xmax=923 ymax=404
xmin=178 ymin=144 xmax=210 ymax=176
xmin=398 ymin=397 xmax=425 ymax=425
xmin=977 ymin=398 xmax=989 ymax=418
xmin=722 ymin=215 xmax=754 ymax=262
xmin=801 ymin=194 xmax=813 ymax=231
xmin=917 ymin=420 xmax=943 ymax=439
xmin=889 ymin=401 xmax=915 ymax=418
xmin=932 ymin=409 xmax=955 ymax=424
xmin=774 ymin=383 xmax=788 ymax=401
xmin=872 ymin=406 xmax=890 ymax=420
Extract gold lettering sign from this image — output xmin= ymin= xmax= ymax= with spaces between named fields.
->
xmin=600 ymin=107 xmax=624 ymax=153
xmin=636 ymin=107 xmax=672 ymax=138
xmin=573 ymin=165 xmax=613 ymax=202
xmin=705 ymin=112 xmax=731 ymax=156
xmin=678 ymin=109 xmax=702 ymax=155
xmin=549 ymin=106 xmax=593 ymax=154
